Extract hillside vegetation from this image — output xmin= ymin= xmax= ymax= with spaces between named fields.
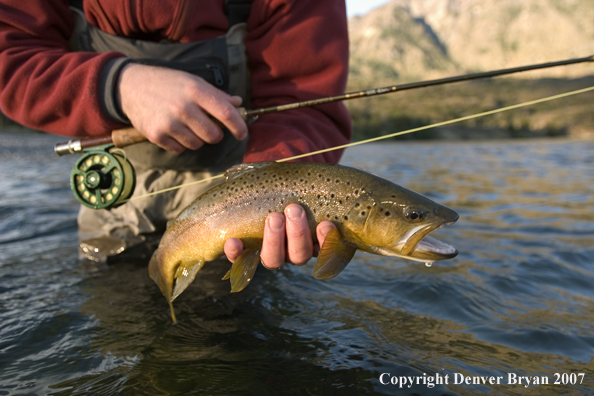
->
xmin=347 ymin=0 xmax=594 ymax=140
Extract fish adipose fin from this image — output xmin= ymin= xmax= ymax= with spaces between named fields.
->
xmin=313 ymin=228 xmax=357 ymax=280
xmin=228 ymin=248 xmax=261 ymax=293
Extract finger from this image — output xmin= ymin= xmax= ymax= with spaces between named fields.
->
xmin=224 ymin=238 xmax=244 ymax=263
xmin=229 ymin=95 xmax=243 ymax=107
xmin=194 ymin=86 xmax=247 ymax=141
xmin=259 ymin=212 xmax=286 ymax=269
xmin=167 ymin=123 xmax=207 ymax=150
xmin=316 ymin=221 xmax=337 ymax=250
xmin=181 ymin=104 xmax=226 ymax=145
xmin=285 ymin=204 xmax=313 ymax=265
xmin=145 ymin=132 xmax=187 ymax=153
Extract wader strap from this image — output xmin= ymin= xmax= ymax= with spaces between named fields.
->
xmin=225 ymin=0 xmax=252 ymax=26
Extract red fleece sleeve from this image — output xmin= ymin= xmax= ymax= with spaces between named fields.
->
xmin=244 ymin=0 xmax=352 ymax=163
xmin=0 ymin=1 xmax=126 ymax=137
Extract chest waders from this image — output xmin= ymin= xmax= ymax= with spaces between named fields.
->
xmin=70 ymin=2 xmax=252 ymax=262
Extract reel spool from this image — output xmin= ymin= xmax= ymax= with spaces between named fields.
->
xmin=70 ymin=146 xmax=135 ymax=209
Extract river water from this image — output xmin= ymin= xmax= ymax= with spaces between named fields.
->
xmin=0 ymin=130 xmax=593 ymax=395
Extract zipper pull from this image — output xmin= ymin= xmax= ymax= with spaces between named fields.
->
xmin=208 ymin=64 xmax=225 ymax=87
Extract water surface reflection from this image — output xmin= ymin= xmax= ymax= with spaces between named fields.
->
xmin=1 ymin=132 xmax=593 ymax=395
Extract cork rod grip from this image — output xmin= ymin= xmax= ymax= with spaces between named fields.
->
xmin=111 ymin=127 xmax=148 ymax=147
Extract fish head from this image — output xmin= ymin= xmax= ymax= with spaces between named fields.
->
xmin=342 ymin=183 xmax=459 ymax=264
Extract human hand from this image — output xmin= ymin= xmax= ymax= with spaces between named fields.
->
xmin=223 ymin=204 xmax=338 ymax=268
xmin=117 ymin=63 xmax=248 ymax=153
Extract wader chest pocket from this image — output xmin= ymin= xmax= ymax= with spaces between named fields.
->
xmin=135 ymin=58 xmax=228 ymax=90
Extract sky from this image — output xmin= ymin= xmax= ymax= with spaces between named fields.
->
xmin=345 ymin=0 xmax=391 ymax=17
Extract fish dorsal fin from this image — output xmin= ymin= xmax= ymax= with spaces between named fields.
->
xmin=171 ymin=259 xmax=205 ymax=301
xmin=225 ymin=162 xmax=275 ymax=181
xmin=312 ymin=228 xmax=357 ymax=280
xmin=227 ymin=248 xmax=261 ymax=292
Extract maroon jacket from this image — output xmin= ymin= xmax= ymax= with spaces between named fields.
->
xmin=0 ymin=0 xmax=351 ymax=163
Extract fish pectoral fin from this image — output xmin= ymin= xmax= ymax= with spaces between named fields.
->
xmin=221 ymin=269 xmax=231 ymax=281
xmin=229 ymin=248 xmax=261 ymax=293
xmin=312 ymin=228 xmax=357 ymax=280
xmin=171 ymin=259 xmax=205 ymax=301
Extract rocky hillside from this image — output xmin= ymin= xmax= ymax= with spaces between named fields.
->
xmin=348 ymin=0 xmax=594 ymax=85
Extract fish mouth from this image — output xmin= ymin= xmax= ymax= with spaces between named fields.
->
xmin=410 ymin=233 xmax=458 ymax=262
xmin=396 ymin=219 xmax=458 ymax=263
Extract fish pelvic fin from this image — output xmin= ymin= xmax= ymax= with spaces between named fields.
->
xmin=171 ymin=259 xmax=205 ymax=301
xmin=313 ymin=228 xmax=357 ymax=280
xmin=229 ymin=248 xmax=261 ymax=293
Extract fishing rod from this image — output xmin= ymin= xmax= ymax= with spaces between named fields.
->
xmin=55 ymin=55 xmax=593 ymax=209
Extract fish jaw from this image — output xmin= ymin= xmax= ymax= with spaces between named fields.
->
xmin=373 ymin=219 xmax=458 ymax=263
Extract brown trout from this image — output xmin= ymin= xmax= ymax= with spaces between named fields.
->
xmin=149 ymin=162 xmax=459 ymax=321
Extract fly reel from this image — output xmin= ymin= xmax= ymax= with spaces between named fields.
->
xmin=70 ymin=145 xmax=135 ymax=209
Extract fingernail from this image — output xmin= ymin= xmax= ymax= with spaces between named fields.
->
xmin=286 ymin=205 xmax=303 ymax=222
xmin=319 ymin=224 xmax=334 ymax=237
xmin=268 ymin=214 xmax=284 ymax=232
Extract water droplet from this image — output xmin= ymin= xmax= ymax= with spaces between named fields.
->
xmin=425 ymin=262 xmax=433 ymax=267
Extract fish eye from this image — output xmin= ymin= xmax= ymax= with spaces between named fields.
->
xmin=405 ymin=208 xmax=425 ymax=222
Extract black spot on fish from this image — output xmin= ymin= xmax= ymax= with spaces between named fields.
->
xmin=344 ymin=215 xmax=348 ymax=220
xmin=367 ymin=205 xmax=371 ymax=209
xmin=361 ymin=211 xmax=366 ymax=216
xmin=330 ymin=194 xmax=335 ymax=198
xmin=355 ymin=203 xmax=360 ymax=207
xmin=385 ymin=211 xmax=390 ymax=216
